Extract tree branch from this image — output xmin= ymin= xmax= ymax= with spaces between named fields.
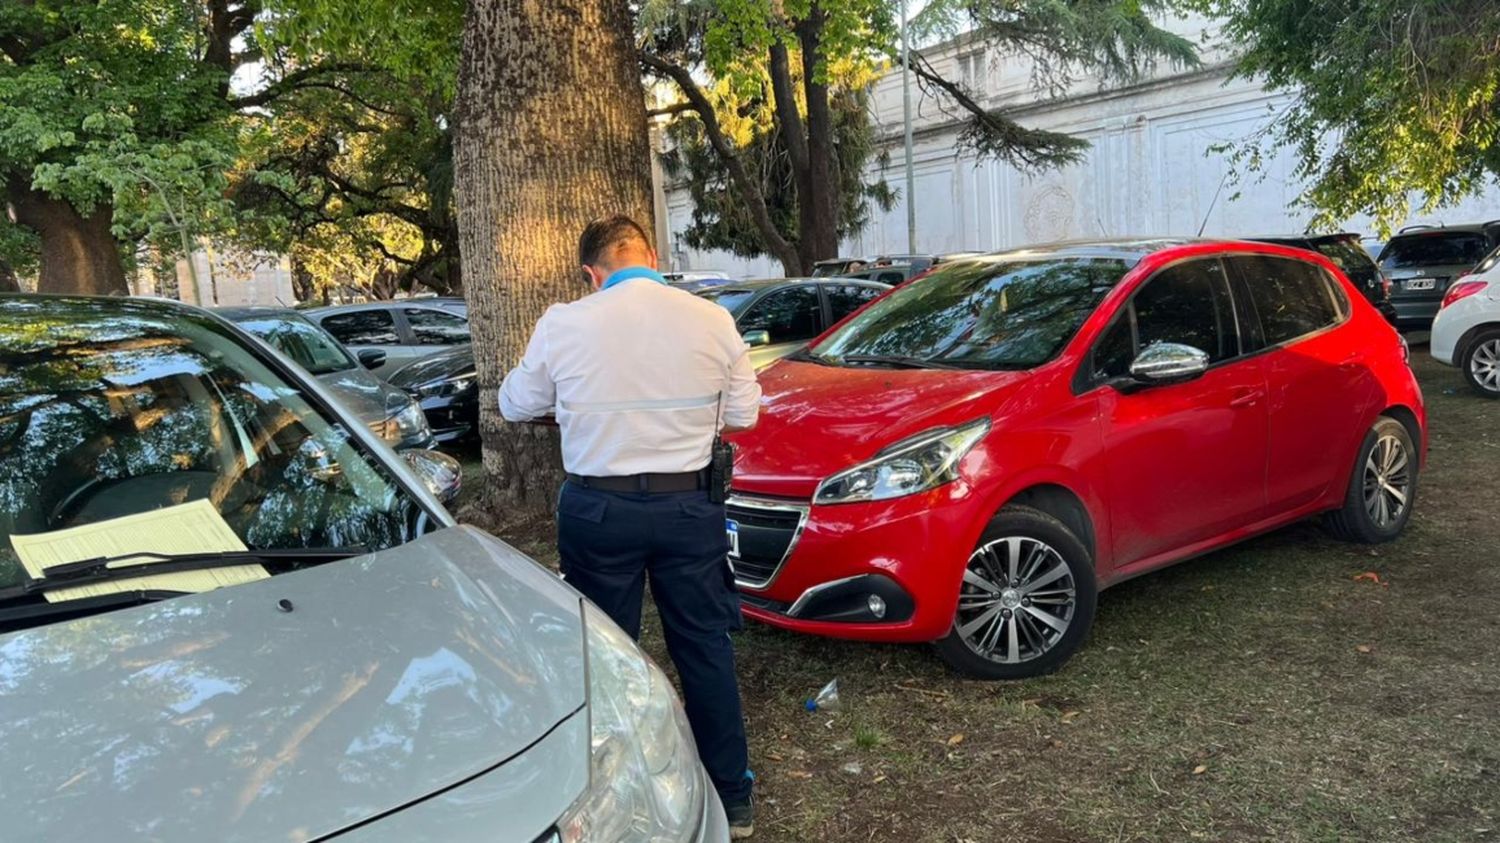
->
xmin=640 ymin=50 xmax=806 ymax=275
xmin=909 ymin=54 xmax=1087 ymax=170
xmin=646 ymin=101 xmax=696 ymax=118
xmin=229 ymin=62 xmax=372 ymax=110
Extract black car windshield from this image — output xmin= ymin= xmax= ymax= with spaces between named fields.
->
xmin=0 ymin=298 xmax=435 ymax=596
xmin=698 ymin=288 xmax=758 ymax=316
xmin=1380 ymin=233 xmax=1491 ymax=269
xmin=232 ymin=313 xmax=357 ymax=375
xmin=810 ymin=257 xmax=1128 ymax=370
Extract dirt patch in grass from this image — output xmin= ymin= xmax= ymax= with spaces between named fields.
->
xmin=457 ymin=344 xmax=1500 ymax=842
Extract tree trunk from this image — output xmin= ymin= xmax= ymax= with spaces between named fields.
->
xmin=796 ymin=7 xmax=840 ymax=268
xmin=455 ymin=0 xmax=654 ymax=523
xmin=6 ymin=178 xmax=128 ymax=296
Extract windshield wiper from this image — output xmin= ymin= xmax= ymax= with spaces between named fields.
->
xmin=837 ymin=354 xmax=962 ymax=370
xmin=0 ymin=547 xmax=369 ymax=600
xmin=786 ymin=348 xmax=832 ymax=365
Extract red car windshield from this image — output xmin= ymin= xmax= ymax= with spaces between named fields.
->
xmin=809 ymin=257 xmax=1128 ymax=370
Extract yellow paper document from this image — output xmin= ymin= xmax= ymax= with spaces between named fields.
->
xmin=9 ymin=500 xmax=268 ymax=603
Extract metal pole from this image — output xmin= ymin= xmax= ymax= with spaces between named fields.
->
xmin=901 ymin=0 xmax=916 ymax=254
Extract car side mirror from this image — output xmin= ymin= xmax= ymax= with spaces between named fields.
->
xmin=1129 ymin=342 xmax=1210 ymax=385
xmin=403 ymin=448 xmax=462 ymax=505
xmin=742 ymin=329 xmax=771 ymax=348
xmin=357 ymin=348 xmax=387 ymax=369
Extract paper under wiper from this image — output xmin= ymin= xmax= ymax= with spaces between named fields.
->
xmin=9 ymin=500 xmax=267 ymax=603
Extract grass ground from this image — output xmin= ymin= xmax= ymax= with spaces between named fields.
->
xmin=460 ymin=343 xmax=1499 ymax=842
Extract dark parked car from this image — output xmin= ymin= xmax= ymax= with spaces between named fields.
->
xmin=388 ymin=345 xmax=479 ymax=446
xmin=307 ymin=301 xmax=470 ymax=377
xmin=663 ymin=270 xmax=734 ymax=291
xmin=697 ymin=277 xmax=890 ymax=369
xmin=1247 ymin=233 xmax=1398 ymax=324
xmin=811 ymin=257 xmax=874 ymax=277
xmin=843 ymin=264 xmax=918 ymax=285
xmin=217 ymin=307 xmax=434 ymax=450
xmin=1376 ymin=222 xmax=1500 ymax=328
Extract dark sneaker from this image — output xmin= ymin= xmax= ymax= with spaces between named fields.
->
xmin=724 ymin=796 xmax=754 ymax=839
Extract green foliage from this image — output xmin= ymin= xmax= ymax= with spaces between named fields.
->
xmin=0 ymin=1 xmax=240 ymax=268
xmin=243 ymin=0 xmax=463 ymax=296
xmin=645 ymin=0 xmax=1199 ymax=264
xmin=916 ymin=0 xmax=1199 ymax=94
xmin=661 ymin=82 xmax=896 ymax=259
xmin=1188 ymin=0 xmax=1500 ymax=234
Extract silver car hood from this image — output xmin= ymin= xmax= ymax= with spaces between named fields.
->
xmin=0 ymin=526 xmax=586 ymax=842
xmin=316 ymin=365 xmax=408 ymax=425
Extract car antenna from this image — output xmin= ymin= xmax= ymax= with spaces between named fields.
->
xmin=1198 ymin=170 xmax=1231 ymax=238
xmin=1096 ymin=213 xmax=1109 ymax=237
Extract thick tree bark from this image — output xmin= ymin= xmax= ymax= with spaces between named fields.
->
xmin=6 ymin=178 xmax=128 ymax=296
xmin=795 ymin=8 xmax=840 ymax=269
xmin=456 ymin=0 xmax=654 ymax=522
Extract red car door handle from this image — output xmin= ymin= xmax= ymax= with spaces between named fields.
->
xmin=1229 ymin=389 xmax=1262 ymax=408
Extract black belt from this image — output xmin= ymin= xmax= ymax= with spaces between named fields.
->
xmin=566 ymin=470 xmax=708 ymax=494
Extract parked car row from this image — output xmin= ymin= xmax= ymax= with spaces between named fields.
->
xmin=257 ymin=300 xmax=482 ymax=448
xmin=0 ymin=229 xmax=1438 ymax=838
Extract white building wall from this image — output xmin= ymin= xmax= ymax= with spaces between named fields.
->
xmin=661 ymin=23 xmax=1500 ymax=278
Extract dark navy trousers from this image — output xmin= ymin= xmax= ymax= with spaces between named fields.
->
xmin=556 ymin=481 xmax=753 ymax=805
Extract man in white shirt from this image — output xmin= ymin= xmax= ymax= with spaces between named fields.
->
xmin=499 ymin=215 xmax=761 ymax=838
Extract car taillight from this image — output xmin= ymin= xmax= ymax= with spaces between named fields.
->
xmin=1441 ymin=279 xmax=1487 ymax=309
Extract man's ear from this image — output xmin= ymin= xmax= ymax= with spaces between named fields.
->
xmin=582 ymin=264 xmax=605 ymax=291
xmin=644 ymin=248 xmax=659 ymax=271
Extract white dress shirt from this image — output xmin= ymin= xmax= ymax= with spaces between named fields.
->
xmin=498 ymin=275 xmax=761 ymax=476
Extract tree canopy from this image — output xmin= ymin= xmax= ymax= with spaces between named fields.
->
xmin=1189 ymin=0 xmax=1500 ymax=233
xmin=0 ymin=0 xmax=252 ymax=292
xmin=641 ymin=0 xmax=1198 ymax=273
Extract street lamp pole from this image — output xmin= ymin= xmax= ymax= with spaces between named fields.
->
xmin=901 ymin=0 xmax=917 ymax=254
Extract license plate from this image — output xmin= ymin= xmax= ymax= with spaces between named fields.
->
xmin=1404 ymin=277 xmax=1435 ymax=291
xmin=726 ymin=519 xmax=740 ymax=558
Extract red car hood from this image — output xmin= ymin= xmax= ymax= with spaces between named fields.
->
xmin=729 ymin=360 xmax=1028 ymax=498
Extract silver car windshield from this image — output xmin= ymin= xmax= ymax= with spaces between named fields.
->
xmin=233 ymin=313 xmax=358 ymax=376
xmin=0 ymin=299 xmax=435 ymax=595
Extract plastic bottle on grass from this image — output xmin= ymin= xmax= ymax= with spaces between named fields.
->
xmin=805 ymin=679 xmax=841 ymax=712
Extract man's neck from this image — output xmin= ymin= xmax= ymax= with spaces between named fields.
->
xmin=601 ymin=265 xmax=667 ymax=290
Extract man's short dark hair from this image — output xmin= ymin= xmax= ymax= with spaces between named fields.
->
xmin=579 ymin=215 xmax=651 ymax=267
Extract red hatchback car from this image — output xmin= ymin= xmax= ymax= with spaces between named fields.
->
xmin=726 ymin=239 xmax=1425 ymax=679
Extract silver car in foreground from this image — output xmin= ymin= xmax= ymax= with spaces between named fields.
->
xmin=0 ymin=295 xmax=727 ymax=842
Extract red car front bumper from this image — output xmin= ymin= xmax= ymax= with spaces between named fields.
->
xmin=729 ymin=483 xmax=987 ymax=643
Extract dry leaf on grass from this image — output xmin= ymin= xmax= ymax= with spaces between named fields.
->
xmin=946 ymin=733 xmax=965 ymax=746
xmin=786 ymin=770 xmax=813 ymax=779
xmin=1192 ymin=765 xmax=1208 ymax=775
xmin=1356 ymin=644 xmax=1373 ymax=653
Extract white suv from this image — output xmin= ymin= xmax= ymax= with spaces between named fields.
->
xmin=1431 ymin=245 xmax=1500 ymax=397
